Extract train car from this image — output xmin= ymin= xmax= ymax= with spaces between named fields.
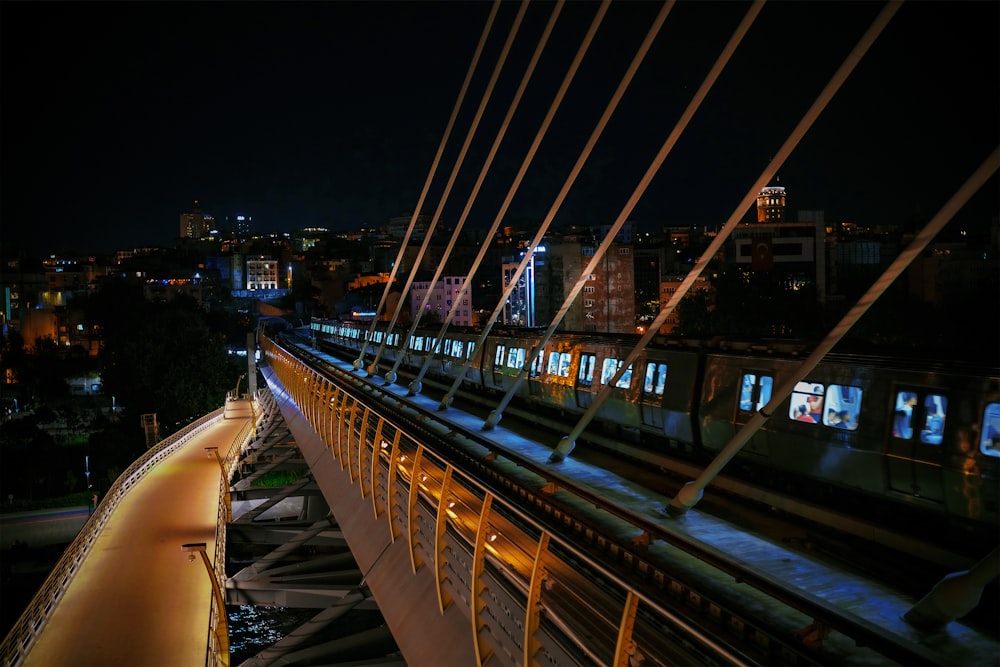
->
xmin=308 ymin=318 xmax=999 ymax=539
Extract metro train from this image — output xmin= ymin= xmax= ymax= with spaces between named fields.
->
xmin=302 ymin=318 xmax=1000 ymax=544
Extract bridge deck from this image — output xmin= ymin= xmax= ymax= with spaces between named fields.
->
xmin=22 ymin=404 xmax=251 ymax=667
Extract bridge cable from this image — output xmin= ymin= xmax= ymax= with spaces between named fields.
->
xmin=439 ymin=0 xmax=678 ymax=412
xmin=669 ymin=142 xmax=999 ymax=513
xmin=354 ymin=0 xmax=501 ymax=371
xmin=366 ymin=0 xmax=532 ymax=380
xmin=414 ymin=0 xmax=612 ymax=406
xmin=368 ymin=0 xmax=530 ymax=384
xmin=552 ymin=0 xmax=905 ymax=465
xmin=479 ymin=0 xmax=764 ymax=431
xmin=398 ymin=0 xmax=570 ymax=394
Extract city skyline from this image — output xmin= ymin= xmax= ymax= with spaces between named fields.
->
xmin=1 ymin=1 xmax=997 ymax=257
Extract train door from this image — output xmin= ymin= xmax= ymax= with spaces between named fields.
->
xmin=885 ymin=387 xmax=946 ymax=502
xmin=575 ymin=353 xmax=596 ymax=409
xmin=528 ymin=349 xmax=546 ymax=399
xmin=641 ymin=361 xmax=668 ymax=430
xmin=491 ymin=343 xmax=506 ymax=390
xmin=736 ymin=370 xmax=773 ymax=456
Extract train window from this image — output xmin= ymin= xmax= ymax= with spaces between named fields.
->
xmin=548 ymin=351 xmax=571 ymax=377
xmin=507 ymin=347 xmax=526 ymax=370
xmin=644 ymin=363 xmax=667 ymax=396
xmin=530 ymin=350 xmax=545 ymax=377
xmin=467 ymin=341 xmax=476 ymax=359
xmin=981 ymin=403 xmax=1000 ymax=458
xmin=494 ymin=344 xmax=507 ymax=370
xmin=601 ymin=358 xmax=633 ymax=389
xmin=920 ymin=394 xmax=947 ymax=445
xmin=892 ymin=391 xmax=919 ymax=439
xmin=578 ymin=354 xmax=596 ymax=386
xmin=414 ymin=336 xmax=425 ymax=352
xmin=441 ymin=339 xmax=452 ymax=356
xmin=788 ymin=382 xmax=825 ymax=423
xmin=822 ymin=384 xmax=862 ymax=431
xmin=452 ymin=340 xmax=465 ymax=359
xmin=740 ymin=373 xmax=773 ymax=412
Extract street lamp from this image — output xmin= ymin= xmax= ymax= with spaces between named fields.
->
xmin=181 ymin=542 xmax=230 ymax=667
xmin=232 ymin=374 xmax=246 ymax=400
xmin=205 ymin=447 xmax=232 ymax=523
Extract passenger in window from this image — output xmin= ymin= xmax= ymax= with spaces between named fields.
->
xmin=836 ymin=410 xmax=853 ymax=430
xmin=826 ymin=408 xmax=841 ymax=427
xmin=806 ymin=395 xmax=823 ymax=422
xmin=986 ymin=422 xmax=1000 ymax=454
xmin=893 ymin=393 xmax=918 ymax=438
xmin=795 ymin=405 xmax=815 ymax=423
xmin=921 ymin=405 xmax=944 ymax=444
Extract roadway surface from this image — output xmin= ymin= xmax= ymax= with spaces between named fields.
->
xmin=1 ymin=507 xmax=89 ymax=550
xmin=21 ymin=403 xmax=251 ymax=667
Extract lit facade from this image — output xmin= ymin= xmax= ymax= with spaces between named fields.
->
xmin=503 ymin=240 xmax=636 ymax=334
xmin=179 ymin=201 xmax=216 ymax=239
xmin=246 ymin=256 xmax=279 ymax=290
xmin=410 ymin=275 xmax=473 ymax=326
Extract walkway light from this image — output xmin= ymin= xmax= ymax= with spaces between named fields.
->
xmin=181 ymin=542 xmax=230 ymax=667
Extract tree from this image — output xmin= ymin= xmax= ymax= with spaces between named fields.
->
xmin=88 ymin=277 xmax=244 ymax=436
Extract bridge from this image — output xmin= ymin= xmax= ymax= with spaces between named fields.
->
xmin=3 ymin=1 xmax=998 ymax=664
xmin=1 ymin=332 xmax=997 ymax=666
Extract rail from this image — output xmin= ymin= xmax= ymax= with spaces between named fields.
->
xmin=0 ymin=409 xmax=225 ymax=667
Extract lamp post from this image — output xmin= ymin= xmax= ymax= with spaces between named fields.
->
xmin=181 ymin=542 xmax=230 ymax=667
xmin=232 ymin=374 xmax=245 ymax=401
xmin=205 ymin=447 xmax=232 ymax=523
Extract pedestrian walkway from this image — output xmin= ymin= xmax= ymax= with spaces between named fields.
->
xmin=20 ymin=404 xmax=251 ymax=667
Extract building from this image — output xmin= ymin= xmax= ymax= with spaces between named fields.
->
xmin=726 ymin=184 xmax=827 ymax=298
xmin=246 ymin=256 xmax=279 ymax=290
xmin=657 ymin=273 xmax=711 ymax=334
xmin=179 ymin=201 xmax=216 ymax=240
xmin=503 ymin=239 xmax=636 ymax=334
xmin=409 ymin=273 xmax=474 ymax=327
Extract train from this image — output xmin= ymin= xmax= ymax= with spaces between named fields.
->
xmin=298 ymin=317 xmax=1000 ymax=547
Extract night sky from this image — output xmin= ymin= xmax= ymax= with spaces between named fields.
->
xmin=1 ymin=1 xmax=997 ymax=257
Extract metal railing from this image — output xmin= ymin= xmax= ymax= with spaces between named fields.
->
xmin=263 ymin=335 xmax=765 ymax=666
xmin=1 ymin=409 xmax=225 ymax=667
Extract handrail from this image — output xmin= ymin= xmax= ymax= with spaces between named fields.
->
xmin=0 ymin=409 xmax=224 ymax=667
xmin=205 ymin=393 xmax=261 ymax=667
xmin=264 ymin=336 xmax=758 ymax=664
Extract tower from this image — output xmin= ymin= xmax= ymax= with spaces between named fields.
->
xmin=756 ymin=186 xmax=786 ymax=223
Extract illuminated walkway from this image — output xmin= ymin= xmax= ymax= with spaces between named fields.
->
xmin=20 ymin=402 xmax=252 ymax=667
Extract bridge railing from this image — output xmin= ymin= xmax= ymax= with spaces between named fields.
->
xmin=1 ymin=408 xmax=225 ymax=667
xmin=262 ymin=336 xmax=759 ymax=666
xmin=204 ymin=392 xmax=263 ymax=667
